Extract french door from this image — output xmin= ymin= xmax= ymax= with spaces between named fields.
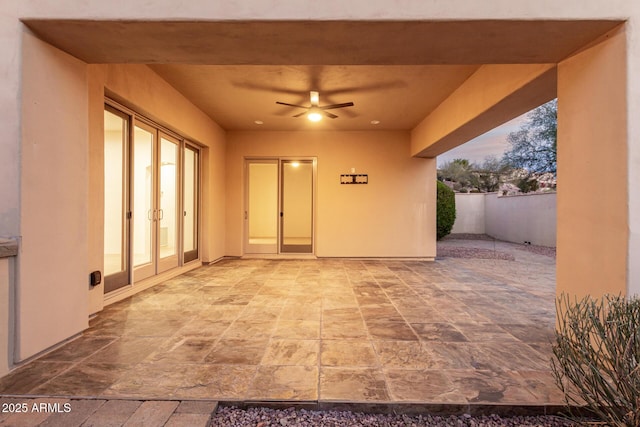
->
xmin=132 ymin=122 xmax=180 ymax=281
xmin=245 ymin=158 xmax=315 ymax=254
xmin=103 ymin=102 xmax=200 ymax=293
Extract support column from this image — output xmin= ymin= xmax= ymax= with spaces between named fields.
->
xmin=556 ymin=25 xmax=628 ymax=298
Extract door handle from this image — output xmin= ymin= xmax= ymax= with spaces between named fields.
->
xmin=148 ymin=210 xmax=153 ymax=220
xmin=158 ymin=209 xmax=164 ymax=220
xmin=280 ymin=212 xmax=283 ymax=217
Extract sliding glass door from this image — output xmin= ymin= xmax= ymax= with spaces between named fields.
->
xmin=183 ymin=145 xmax=200 ymax=263
xmin=245 ymin=160 xmax=279 ymax=254
xmin=104 ymin=102 xmax=200 ymax=292
xmin=281 ymin=160 xmax=313 ymax=253
xmin=157 ymin=133 xmax=180 ymax=273
xmin=103 ymin=106 xmax=130 ymax=293
xmin=244 ymin=158 xmax=315 ymax=255
xmin=131 ymin=122 xmax=156 ymax=281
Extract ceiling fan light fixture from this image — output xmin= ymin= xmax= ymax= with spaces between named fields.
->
xmin=276 ymin=91 xmax=353 ymax=122
xmin=307 ymin=107 xmax=323 ymax=122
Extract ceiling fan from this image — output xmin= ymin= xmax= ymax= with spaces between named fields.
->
xmin=276 ymin=91 xmax=354 ymax=121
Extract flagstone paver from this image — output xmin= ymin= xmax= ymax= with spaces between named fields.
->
xmin=0 ymin=239 xmax=560 ymax=426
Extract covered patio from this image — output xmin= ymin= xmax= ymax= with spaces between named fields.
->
xmin=0 ymin=239 xmax=561 ymax=410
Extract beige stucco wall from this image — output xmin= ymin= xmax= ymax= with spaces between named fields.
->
xmin=19 ymin=30 xmax=90 ymax=360
xmin=226 ymin=131 xmax=436 ymax=258
xmin=451 ymin=193 xmax=486 ymax=234
xmin=411 ymin=64 xmax=556 ymax=158
xmin=485 ymin=193 xmax=557 ymax=247
xmin=8 ymin=1 xmax=637 ymax=21
xmin=452 ymin=193 xmax=557 ymax=247
xmin=627 ymin=14 xmax=640 ymax=297
xmin=557 ymin=26 xmax=628 ymax=298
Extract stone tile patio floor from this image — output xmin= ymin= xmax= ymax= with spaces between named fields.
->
xmin=0 ymin=239 xmax=562 ymax=425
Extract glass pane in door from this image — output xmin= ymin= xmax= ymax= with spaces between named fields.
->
xmin=159 ymin=135 xmax=179 ymax=263
xmin=281 ymin=160 xmax=313 ymax=253
xmin=103 ymin=108 xmax=127 ymax=278
xmin=132 ymin=125 xmax=154 ymax=268
xmin=246 ymin=161 xmax=278 ymax=253
xmin=183 ymin=146 xmax=199 ymax=262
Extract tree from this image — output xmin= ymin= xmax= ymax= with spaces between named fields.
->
xmin=472 ymin=156 xmax=512 ymax=192
xmin=438 ymin=156 xmax=513 ymax=193
xmin=437 ymin=158 xmax=474 ymax=190
xmin=502 ymin=99 xmax=557 ymax=176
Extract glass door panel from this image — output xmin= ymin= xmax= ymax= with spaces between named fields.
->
xmin=157 ymin=133 xmax=180 ymax=272
xmin=281 ymin=160 xmax=313 ymax=253
xmin=245 ymin=161 xmax=279 ymax=254
xmin=183 ymin=145 xmax=199 ymax=263
xmin=103 ymin=107 xmax=129 ymax=292
xmin=132 ymin=123 xmax=156 ymax=281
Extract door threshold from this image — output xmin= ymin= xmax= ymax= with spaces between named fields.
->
xmin=241 ymin=254 xmax=317 ymax=260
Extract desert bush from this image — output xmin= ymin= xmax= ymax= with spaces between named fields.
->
xmin=516 ymin=176 xmax=540 ymax=193
xmin=552 ymin=294 xmax=640 ymax=426
xmin=436 ymin=181 xmax=456 ymax=240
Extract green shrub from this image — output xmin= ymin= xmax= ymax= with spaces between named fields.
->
xmin=552 ymin=294 xmax=640 ymax=426
xmin=516 ymin=176 xmax=539 ymax=193
xmin=436 ymin=181 xmax=456 ymax=240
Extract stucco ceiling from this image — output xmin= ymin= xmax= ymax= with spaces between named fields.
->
xmin=25 ymin=19 xmax=622 ymax=131
xmin=148 ymin=64 xmax=479 ymax=130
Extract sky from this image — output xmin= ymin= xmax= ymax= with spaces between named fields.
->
xmin=436 ymin=112 xmax=528 ymax=167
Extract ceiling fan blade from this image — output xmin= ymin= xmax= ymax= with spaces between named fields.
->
xmin=320 ymin=102 xmax=355 ymax=110
xmin=292 ymin=111 xmax=308 ymax=118
xmin=276 ymin=101 xmax=308 ymax=109
xmin=323 ymin=111 xmax=338 ymax=119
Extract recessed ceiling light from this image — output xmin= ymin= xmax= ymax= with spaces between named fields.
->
xmin=370 ymin=120 xmax=380 ymax=125
xmin=254 ymin=120 xmax=264 ymax=125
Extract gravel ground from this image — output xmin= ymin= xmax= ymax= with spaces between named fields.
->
xmin=210 ymin=407 xmax=577 ymax=426
xmin=439 ymin=234 xmax=556 ymax=259
xmin=436 ymin=246 xmax=516 ymax=261
xmin=441 ymin=234 xmax=498 ymax=241
xmin=514 ymin=244 xmax=556 ymax=258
